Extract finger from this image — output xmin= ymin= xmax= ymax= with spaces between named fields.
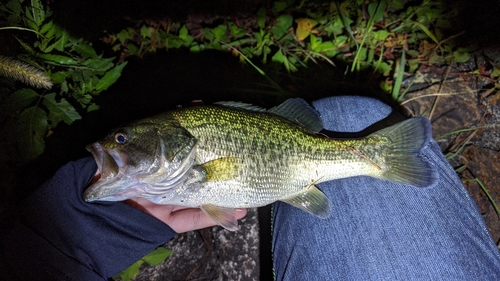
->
xmin=168 ymin=208 xmax=247 ymax=233
xmin=126 ymin=198 xmax=190 ymax=213
xmin=125 ymin=198 xmax=175 ymax=218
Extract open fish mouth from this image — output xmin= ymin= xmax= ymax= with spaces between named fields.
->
xmin=86 ymin=142 xmax=128 ymax=179
xmin=84 ymin=142 xmax=134 ymax=201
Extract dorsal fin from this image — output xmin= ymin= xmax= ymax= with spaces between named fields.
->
xmin=214 ymin=101 xmax=267 ymax=112
xmin=214 ymin=99 xmax=323 ymax=132
xmin=268 ymin=98 xmax=323 ymax=132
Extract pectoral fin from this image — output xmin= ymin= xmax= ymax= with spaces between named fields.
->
xmin=281 ymin=184 xmax=330 ymax=217
xmin=201 ymin=157 xmax=240 ymax=182
xmin=201 ymin=204 xmax=240 ymax=231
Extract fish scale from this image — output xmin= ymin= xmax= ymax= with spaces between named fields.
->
xmin=84 ymin=99 xmax=438 ymax=230
xmin=169 ymin=106 xmax=391 ymax=205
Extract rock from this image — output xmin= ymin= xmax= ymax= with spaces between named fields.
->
xmin=462 ymin=147 xmax=500 ymax=244
xmin=133 ymin=208 xmax=260 ymax=281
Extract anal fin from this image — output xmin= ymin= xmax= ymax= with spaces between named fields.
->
xmin=281 ymin=184 xmax=330 ymax=217
xmin=201 ymin=204 xmax=240 ymax=231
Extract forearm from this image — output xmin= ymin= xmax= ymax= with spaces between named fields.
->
xmin=2 ymin=157 xmax=177 ymax=279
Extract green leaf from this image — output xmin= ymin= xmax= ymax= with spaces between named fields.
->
xmin=83 ymin=57 xmax=115 ymax=72
xmin=179 ymin=25 xmax=188 ymax=38
xmin=2 ymin=88 xmax=39 ymax=112
xmin=25 ymin=7 xmax=37 ymax=31
xmin=355 ymin=47 xmax=367 ymax=62
xmin=257 ymin=8 xmax=267 ymax=29
xmin=373 ymin=30 xmax=390 ymax=41
xmin=40 ymin=37 xmax=55 ymax=53
xmin=335 ymin=35 xmax=348 ymax=46
xmin=140 ymin=25 xmax=150 ymax=38
xmin=142 ymin=247 xmax=173 ymax=266
xmin=114 ymin=260 xmax=144 ymax=281
xmin=272 ymin=15 xmax=292 ymax=40
xmin=393 ymin=48 xmax=406 ymax=101
xmin=73 ymin=43 xmax=98 ymax=58
xmin=379 ymin=79 xmax=392 ymax=93
xmin=37 ymin=53 xmax=78 ymax=65
xmin=6 ymin=0 xmax=22 ymax=15
xmin=43 ymin=93 xmax=82 ymax=125
xmin=32 ymin=0 xmax=46 ymax=26
xmin=117 ymin=29 xmax=133 ymax=44
xmin=71 ymin=70 xmax=84 ymax=83
xmin=408 ymin=58 xmax=419 ymax=73
xmin=316 ymin=42 xmax=337 ymax=56
xmin=374 ymin=61 xmax=391 ymax=75
xmin=54 ymin=29 xmax=71 ymax=52
xmin=367 ymin=1 xmax=387 ymax=23
xmin=178 ymin=25 xmax=194 ymax=46
xmin=272 ymin=49 xmax=285 ymax=63
xmin=228 ymin=23 xmax=246 ymax=39
xmin=452 ymin=48 xmax=470 ymax=63
xmin=206 ymin=40 xmax=223 ymax=50
xmin=95 ymin=62 xmax=128 ymax=92
xmin=16 ymin=106 xmax=47 ymax=161
xmin=325 ymin=16 xmax=346 ymax=36
xmin=272 ymin=1 xmax=289 ymax=14
xmin=165 ymin=34 xmax=184 ymax=49
xmin=45 ymin=22 xmax=58 ymax=39
xmin=127 ymin=43 xmax=139 ymax=55
xmin=40 ymin=20 xmax=53 ymax=34
xmin=16 ymin=36 xmax=36 ymax=55
xmin=61 ymin=81 xmax=68 ymax=93
xmin=390 ymin=0 xmax=403 ymax=9
xmin=190 ymin=44 xmax=202 ymax=52
xmin=285 ymin=54 xmax=299 ymax=72
xmin=412 ymin=21 xmax=439 ymax=44
xmin=87 ymin=104 xmax=99 ymax=112
xmin=310 ymin=34 xmax=321 ymax=51
xmin=76 ymin=94 xmax=92 ymax=106
xmin=212 ymin=25 xmax=228 ymax=41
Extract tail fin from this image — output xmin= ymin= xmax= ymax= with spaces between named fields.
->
xmin=373 ymin=117 xmax=438 ymax=188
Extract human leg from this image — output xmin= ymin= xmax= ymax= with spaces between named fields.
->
xmin=272 ymin=96 xmax=500 ymax=280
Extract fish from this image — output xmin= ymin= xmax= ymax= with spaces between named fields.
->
xmin=83 ymin=98 xmax=438 ymax=230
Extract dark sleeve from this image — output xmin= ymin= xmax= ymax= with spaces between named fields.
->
xmin=2 ymin=157 xmax=177 ymax=280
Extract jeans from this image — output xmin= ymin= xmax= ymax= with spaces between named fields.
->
xmin=272 ymin=96 xmax=500 ymax=280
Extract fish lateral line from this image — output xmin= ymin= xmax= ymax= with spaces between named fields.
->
xmin=346 ymin=145 xmax=382 ymax=171
xmin=311 ymin=130 xmax=383 ymax=170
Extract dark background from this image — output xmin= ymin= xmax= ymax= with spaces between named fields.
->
xmin=4 ymin=0 xmax=500 ymax=279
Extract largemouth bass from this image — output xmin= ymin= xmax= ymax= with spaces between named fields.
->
xmin=84 ymin=99 xmax=437 ymax=230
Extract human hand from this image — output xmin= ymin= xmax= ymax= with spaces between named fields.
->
xmin=125 ymin=198 xmax=247 ymax=233
xmin=91 ymin=168 xmax=247 ymax=233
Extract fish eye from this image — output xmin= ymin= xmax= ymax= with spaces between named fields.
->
xmin=114 ymin=132 xmax=129 ymax=144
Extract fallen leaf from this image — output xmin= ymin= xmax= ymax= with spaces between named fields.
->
xmin=295 ymin=18 xmax=318 ymax=41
